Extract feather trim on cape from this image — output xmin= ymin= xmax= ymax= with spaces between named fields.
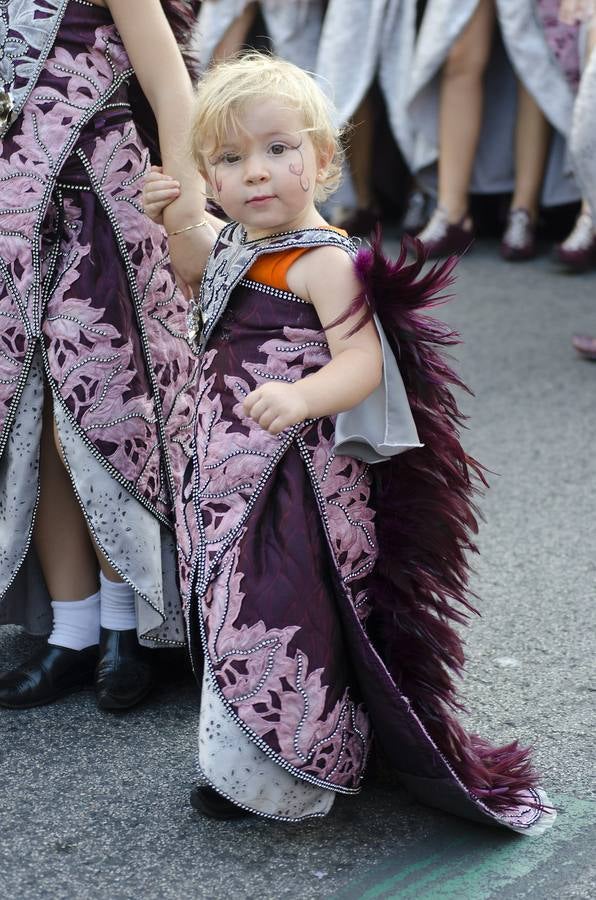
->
xmin=336 ymin=232 xmax=540 ymax=812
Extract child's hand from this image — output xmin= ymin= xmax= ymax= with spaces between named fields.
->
xmin=142 ymin=165 xmax=180 ymax=224
xmin=243 ymin=382 xmax=309 ymax=435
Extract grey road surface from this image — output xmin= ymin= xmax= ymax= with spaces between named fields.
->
xmin=0 ymin=239 xmax=594 ymax=900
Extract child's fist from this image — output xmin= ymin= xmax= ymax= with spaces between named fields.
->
xmin=142 ymin=165 xmax=180 ymax=224
xmin=243 ymin=382 xmax=308 ymax=435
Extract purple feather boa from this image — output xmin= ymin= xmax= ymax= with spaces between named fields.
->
xmin=345 ymin=232 xmax=539 ymax=812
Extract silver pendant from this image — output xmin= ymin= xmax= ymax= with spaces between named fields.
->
xmin=0 ymin=89 xmax=14 ymax=129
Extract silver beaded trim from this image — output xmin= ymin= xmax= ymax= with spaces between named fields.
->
xmin=238 ymin=278 xmax=310 ymax=305
xmin=204 ymin=448 xmax=269 ymax=471
xmin=327 ymin=498 xmax=376 ymax=549
xmin=0 ymin=257 xmax=31 ymax=342
xmin=275 ymin=339 xmax=328 ymax=352
xmin=251 ymin=368 xmax=295 ymax=384
xmin=209 ymin=566 xmax=280 ymax=705
xmin=338 ymin=469 xmax=369 ymax=494
xmin=52 ymin=62 xmax=101 ymax=94
xmin=191 ymin=767 xmax=331 ymax=824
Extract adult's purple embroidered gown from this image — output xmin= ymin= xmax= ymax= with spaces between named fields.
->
xmin=179 ymin=222 xmax=555 ymax=831
xmin=0 ymin=1 xmax=198 ymax=643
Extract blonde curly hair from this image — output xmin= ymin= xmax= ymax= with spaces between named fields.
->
xmin=189 ymin=52 xmax=344 ymax=203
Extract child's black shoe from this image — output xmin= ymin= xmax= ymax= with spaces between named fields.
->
xmin=190 ymin=786 xmax=252 ymax=820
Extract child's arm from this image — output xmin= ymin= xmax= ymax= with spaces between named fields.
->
xmin=105 ymin=0 xmax=213 ymax=286
xmin=243 ymin=247 xmax=383 ymax=435
xmin=142 ymin=167 xmax=221 ymax=286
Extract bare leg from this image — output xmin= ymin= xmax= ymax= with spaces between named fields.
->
xmin=212 ymin=2 xmax=259 ymax=62
xmin=33 ymin=395 xmax=99 ymax=601
xmin=45 ymin=400 xmax=122 ymax=599
xmin=347 ymin=92 xmax=375 ymax=211
xmin=510 ymin=83 xmax=551 ymax=219
xmin=437 ymin=0 xmax=496 ymax=222
xmin=88 ymin=529 xmax=123 ymax=584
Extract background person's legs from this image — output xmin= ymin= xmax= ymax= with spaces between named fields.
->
xmin=510 ymin=84 xmax=552 ymax=221
xmin=418 ymin=0 xmax=496 ymax=255
xmin=211 ymin=2 xmax=259 ymax=62
xmin=500 ymin=82 xmax=552 ymax=261
xmin=437 ymin=0 xmax=496 ymax=223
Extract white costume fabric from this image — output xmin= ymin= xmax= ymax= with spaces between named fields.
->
xmin=408 ymin=0 xmax=580 ymax=205
xmin=196 ymin=668 xmax=335 ymax=821
xmin=562 ymin=2 xmax=596 ymax=215
xmin=315 ymin=0 xmax=418 ymax=164
xmin=191 ymin=0 xmax=323 ymax=72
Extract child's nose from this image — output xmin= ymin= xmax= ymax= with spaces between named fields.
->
xmin=244 ymin=157 xmax=269 ymax=183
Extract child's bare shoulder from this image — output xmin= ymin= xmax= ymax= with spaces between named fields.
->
xmin=287 ymin=244 xmax=357 ymax=303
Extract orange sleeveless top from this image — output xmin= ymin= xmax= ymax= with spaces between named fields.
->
xmin=246 ymin=227 xmax=348 ymax=292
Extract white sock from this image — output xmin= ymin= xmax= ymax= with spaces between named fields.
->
xmin=99 ymin=571 xmax=137 ymax=631
xmin=48 ymin=592 xmax=101 ymax=651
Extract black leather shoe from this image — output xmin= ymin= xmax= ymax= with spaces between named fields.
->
xmin=95 ymin=627 xmax=153 ymax=710
xmin=0 ymin=643 xmax=98 ymax=708
xmin=190 ymin=786 xmax=252 ymax=820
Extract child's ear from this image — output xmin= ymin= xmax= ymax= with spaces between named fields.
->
xmin=316 ymin=141 xmax=334 ymax=182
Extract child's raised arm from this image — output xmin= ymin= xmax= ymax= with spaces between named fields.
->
xmin=105 ymin=0 xmax=213 ymax=285
xmin=244 ymin=247 xmax=383 ymax=434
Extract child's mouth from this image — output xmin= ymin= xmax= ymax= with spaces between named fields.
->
xmin=247 ymin=195 xmax=276 ymax=205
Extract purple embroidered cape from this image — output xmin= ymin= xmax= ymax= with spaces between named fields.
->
xmin=178 ymin=222 xmax=555 ymax=831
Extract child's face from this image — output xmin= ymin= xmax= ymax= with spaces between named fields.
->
xmin=204 ymin=99 xmax=326 ymax=239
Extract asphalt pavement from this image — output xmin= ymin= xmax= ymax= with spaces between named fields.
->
xmin=0 ymin=238 xmax=594 ymax=900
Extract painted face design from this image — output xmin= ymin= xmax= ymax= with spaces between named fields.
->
xmin=205 ymin=99 xmax=325 ymax=239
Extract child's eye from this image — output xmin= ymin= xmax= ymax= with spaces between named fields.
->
xmin=269 ymin=143 xmax=287 ymax=156
xmin=213 ymin=152 xmax=241 ymax=165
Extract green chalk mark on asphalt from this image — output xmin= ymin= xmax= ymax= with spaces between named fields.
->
xmin=332 ymin=796 xmax=596 ymax=900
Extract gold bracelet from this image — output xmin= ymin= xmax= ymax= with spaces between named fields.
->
xmin=167 ymin=220 xmax=208 ymax=237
